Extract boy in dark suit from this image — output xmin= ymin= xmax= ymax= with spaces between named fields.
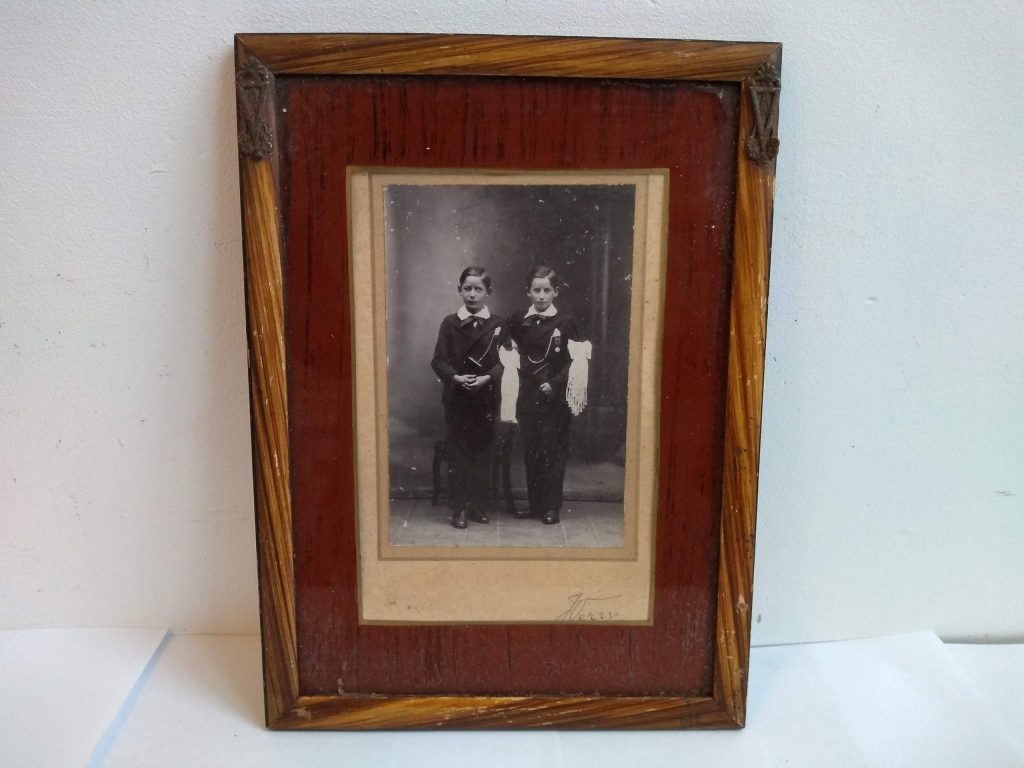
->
xmin=506 ymin=266 xmax=582 ymax=525
xmin=431 ymin=266 xmax=504 ymax=529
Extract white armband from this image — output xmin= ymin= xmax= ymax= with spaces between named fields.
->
xmin=566 ymin=339 xmax=592 ymax=416
xmin=498 ymin=344 xmax=520 ymax=423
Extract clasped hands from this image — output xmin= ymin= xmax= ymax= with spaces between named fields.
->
xmin=454 ymin=374 xmax=491 ymax=392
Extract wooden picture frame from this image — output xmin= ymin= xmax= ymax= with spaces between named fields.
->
xmin=235 ymin=33 xmax=780 ymax=729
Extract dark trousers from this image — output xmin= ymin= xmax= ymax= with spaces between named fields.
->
xmin=519 ymin=404 xmax=571 ymax=514
xmin=445 ymin=404 xmax=495 ymax=513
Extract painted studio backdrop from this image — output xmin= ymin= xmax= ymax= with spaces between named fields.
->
xmin=384 ymin=182 xmax=636 ymax=547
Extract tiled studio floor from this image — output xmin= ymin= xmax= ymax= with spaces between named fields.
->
xmin=389 ymin=498 xmax=624 ymax=548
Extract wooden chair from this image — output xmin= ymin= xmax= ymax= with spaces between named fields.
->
xmin=432 ymin=423 xmax=516 ymax=514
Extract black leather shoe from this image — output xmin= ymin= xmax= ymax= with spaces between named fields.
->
xmin=541 ymin=509 xmax=560 ymax=525
xmin=512 ymin=507 xmax=533 ymax=519
xmin=451 ymin=509 xmax=468 ymax=529
xmin=468 ymin=507 xmax=489 ymax=524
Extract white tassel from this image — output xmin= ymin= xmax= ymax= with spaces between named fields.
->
xmin=566 ymin=340 xmax=592 ymax=416
xmin=498 ymin=344 xmax=520 ymax=423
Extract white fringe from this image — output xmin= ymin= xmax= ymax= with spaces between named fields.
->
xmin=566 ymin=340 xmax=592 ymax=416
xmin=498 ymin=344 xmax=520 ymax=423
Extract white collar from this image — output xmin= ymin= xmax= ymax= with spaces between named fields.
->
xmin=524 ymin=305 xmax=558 ymax=319
xmin=457 ymin=305 xmax=491 ymax=320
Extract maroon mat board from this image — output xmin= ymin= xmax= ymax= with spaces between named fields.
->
xmin=278 ymin=74 xmax=739 ymax=696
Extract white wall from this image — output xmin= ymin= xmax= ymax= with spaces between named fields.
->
xmin=2 ymin=1 xmax=1021 ymax=642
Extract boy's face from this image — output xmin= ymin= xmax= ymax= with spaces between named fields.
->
xmin=527 ymin=277 xmax=558 ymax=312
xmin=458 ymin=275 xmax=488 ymax=312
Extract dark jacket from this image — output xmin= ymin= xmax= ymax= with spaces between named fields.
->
xmin=507 ymin=309 xmax=580 ymax=413
xmin=431 ymin=311 xmax=504 ymax=407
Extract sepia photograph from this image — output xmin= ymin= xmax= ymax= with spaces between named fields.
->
xmin=349 ymin=169 xmax=665 ymax=623
xmin=383 ymin=181 xmax=636 ymax=550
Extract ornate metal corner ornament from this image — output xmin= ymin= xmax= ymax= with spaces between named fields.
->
xmin=236 ymin=57 xmax=274 ymax=160
xmin=745 ymin=62 xmax=781 ymax=165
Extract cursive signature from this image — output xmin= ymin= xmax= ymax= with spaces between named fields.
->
xmin=555 ymin=592 xmax=623 ymax=622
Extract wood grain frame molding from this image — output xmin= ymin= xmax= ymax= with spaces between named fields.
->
xmin=235 ymin=33 xmax=780 ymax=730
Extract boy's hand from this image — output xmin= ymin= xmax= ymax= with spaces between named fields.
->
xmin=454 ymin=374 xmax=474 ymax=388
xmin=539 ymin=382 xmax=553 ymax=397
xmin=464 ymin=374 xmax=490 ymax=391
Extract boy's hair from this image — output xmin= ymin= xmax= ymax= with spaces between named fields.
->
xmin=459 ymin=265 xmax=492 ymax=293
xmin=525 ymin=265 xmax=560 ymax=289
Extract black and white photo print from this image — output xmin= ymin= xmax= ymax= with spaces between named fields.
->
xmin=384 ymin=182 xmax=636 ymax=549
